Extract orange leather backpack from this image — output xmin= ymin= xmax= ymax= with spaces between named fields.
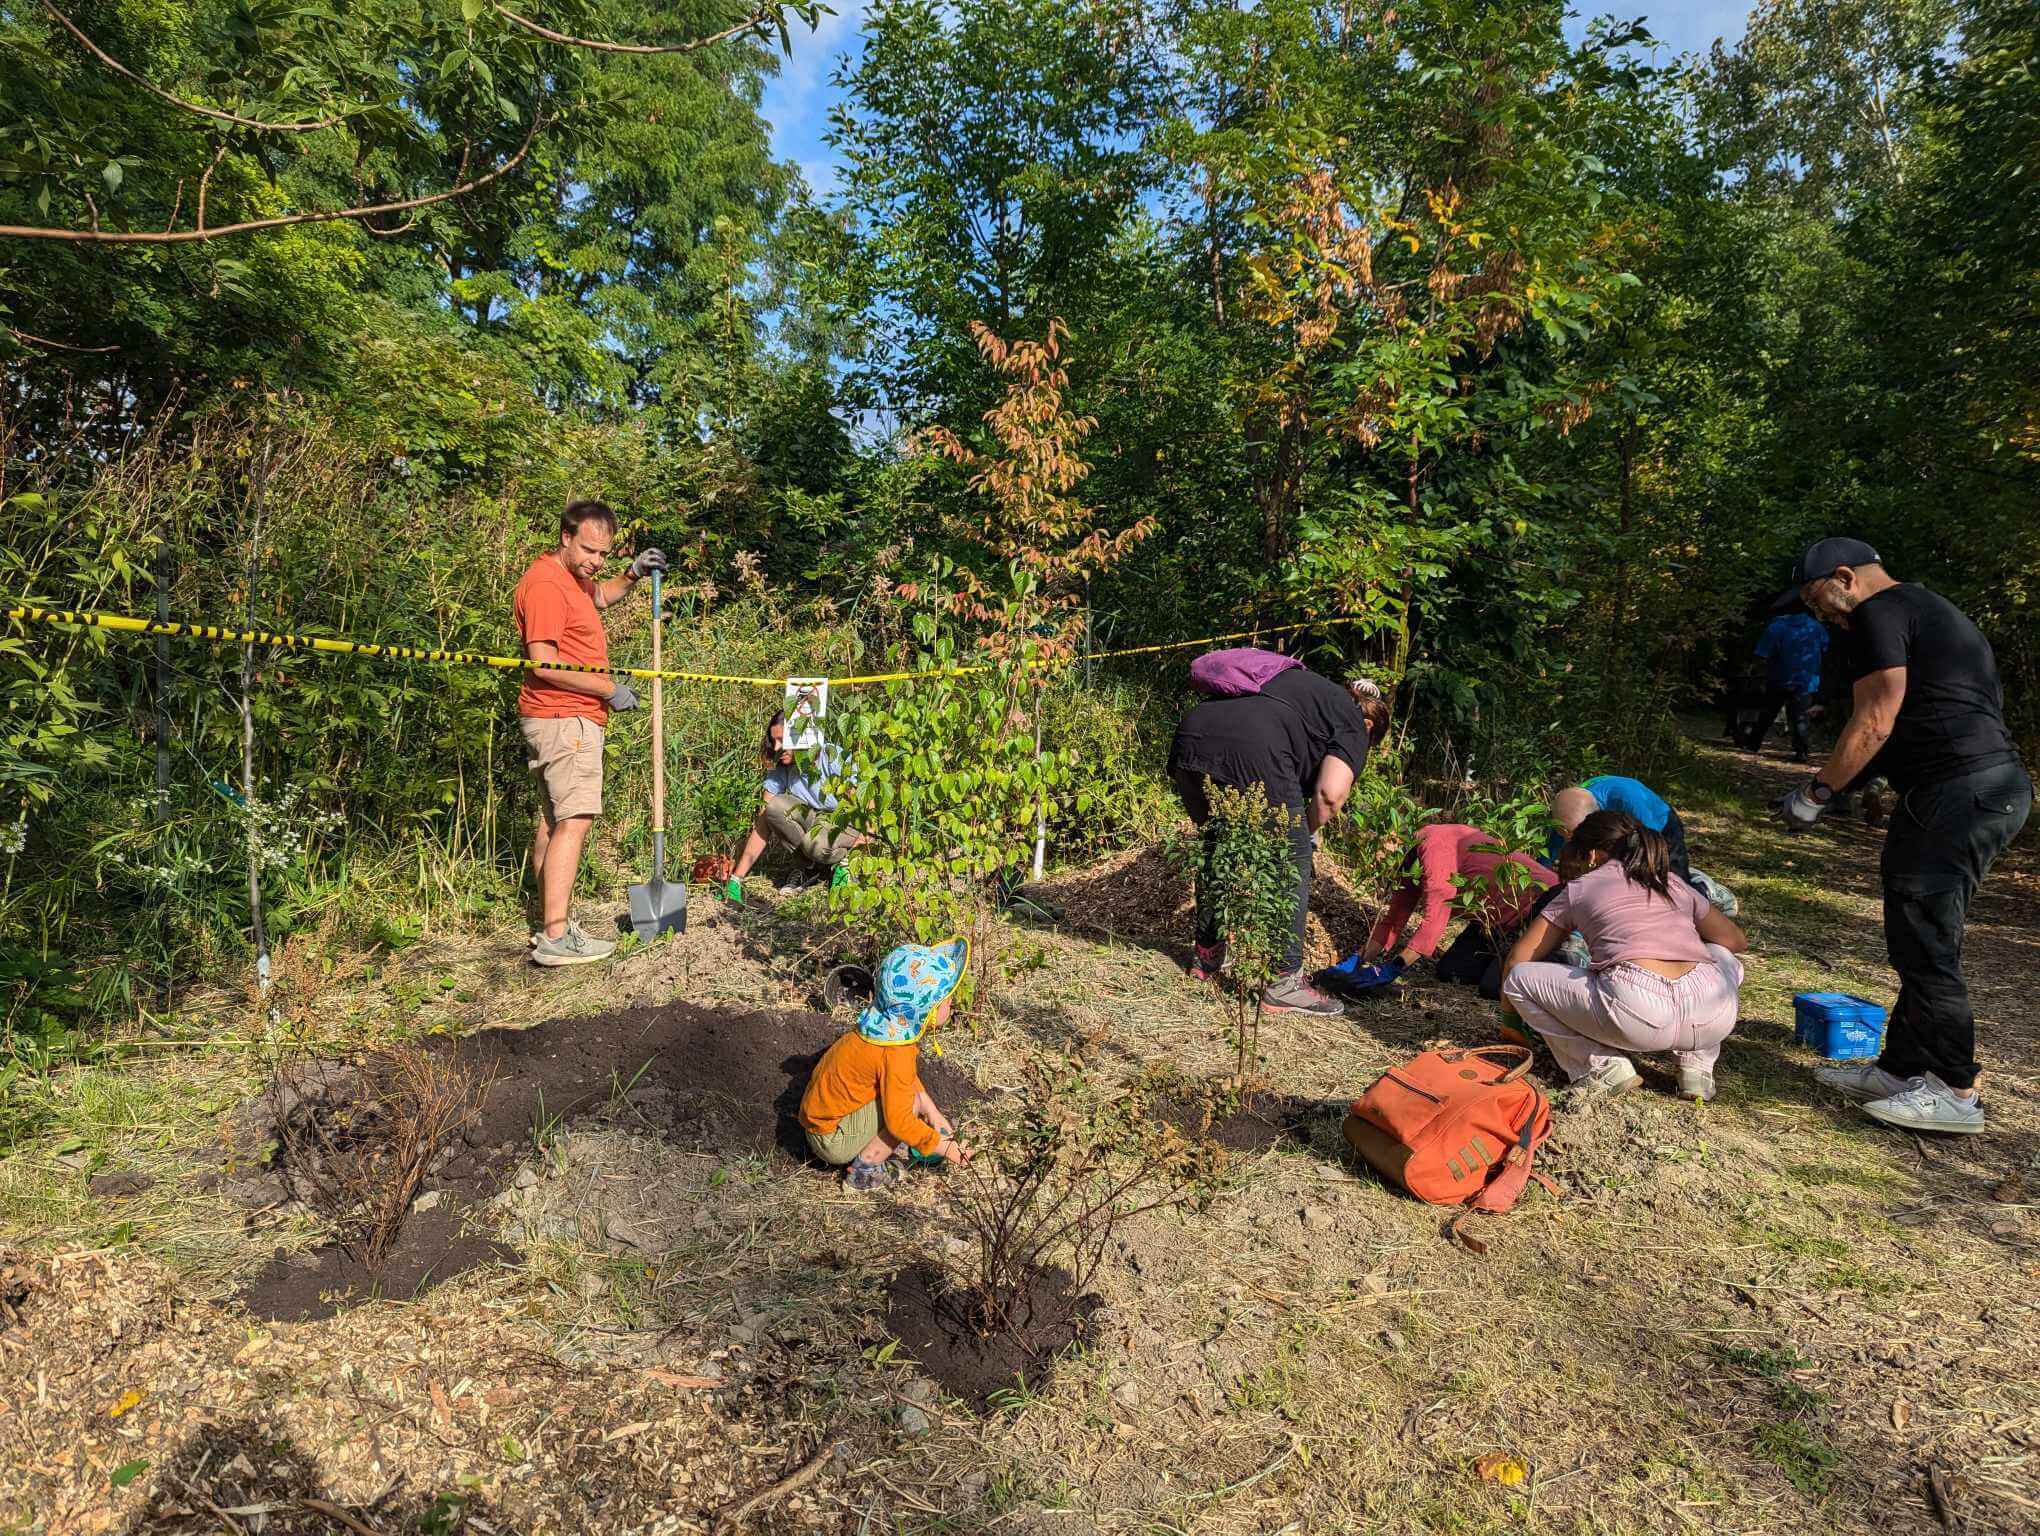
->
xmin=1343 ymin=1045 xmax=1555 ymax=1248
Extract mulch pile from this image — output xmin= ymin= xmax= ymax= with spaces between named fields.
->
xmin=230 ymin=1001 xmax=978 ymax=1321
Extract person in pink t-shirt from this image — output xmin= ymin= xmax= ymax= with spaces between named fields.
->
xmin=1500 ymin=811 xmax=1749 ymax=1103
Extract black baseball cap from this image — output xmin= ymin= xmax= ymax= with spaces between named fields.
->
xmin=1773 ymin=536 xmax=1881 ymax=610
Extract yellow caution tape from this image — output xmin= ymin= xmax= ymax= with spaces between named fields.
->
xmin=4 ymin=600 xmax=1367 ymax=690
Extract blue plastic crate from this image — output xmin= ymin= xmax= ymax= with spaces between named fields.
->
xmin=1793 ymin=992 xmax=1887 ymax=1060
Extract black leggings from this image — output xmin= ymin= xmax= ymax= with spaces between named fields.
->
xmin=1173 ymin=769 xmax=1314 ymax=975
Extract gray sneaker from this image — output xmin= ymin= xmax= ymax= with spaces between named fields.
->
xmin=1677 ymin=1067 xmax=1717 ymax=1102
xmin=531 ymin=923 xmax=615 ymax=968
xmin=1813 ymin=1061 xmax=1911 ymax=1102
xmin=1261 ymin=970 xmax=1345 ymax=1017
xmin=1863 ymin=1074 xmax=1986 ymax=1135
xmin=1567 ymin=1056 xmax=1641 ymax=1104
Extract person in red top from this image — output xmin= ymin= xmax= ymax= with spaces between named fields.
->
xmin=1320 ymin=823 xmax=1556 ymax=999
xmin=515 ymin=499 xmax=665 ymax=967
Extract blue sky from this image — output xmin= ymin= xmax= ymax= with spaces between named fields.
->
xmin=759 ymin=2 xmax=1760 ymax=201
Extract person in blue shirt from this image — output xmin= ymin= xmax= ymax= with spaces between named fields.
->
xmin=1743 ymin=610 xmax=1830 ymax=763
xmin=1547 ymin=775 xmax=1691 ymax=883
xmin=724 ymin=710 xmax=861 ymax=905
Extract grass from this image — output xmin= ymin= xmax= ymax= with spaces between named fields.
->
xmin=3 ymin=726 xmax=2037 ymax=1535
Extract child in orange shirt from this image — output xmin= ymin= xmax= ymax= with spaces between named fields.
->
xmin=799 ymin=938 xmax=973 ymax=1190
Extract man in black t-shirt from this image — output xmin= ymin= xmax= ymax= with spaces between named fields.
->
xmin=1169 ymin=667 xmax=1379 ymax=1017
xmin=1775 ymin=537 xmax=2032 ymax=1134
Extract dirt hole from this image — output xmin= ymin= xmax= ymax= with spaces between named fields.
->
xmin=232 ymin=1000 xmax=978 ymax=1320
xmin=884 ymin=1261 xmax=1098 ymax=1412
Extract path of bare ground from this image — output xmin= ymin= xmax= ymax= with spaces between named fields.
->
xmin=3 ymin=727 xmax=2037 ymax=1535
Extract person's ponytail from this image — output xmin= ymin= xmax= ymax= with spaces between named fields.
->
xmin=1563 ymin=809 xmax=1672 ymax=899
xmin=1620 ymin=824 xmax=1672 ymax=900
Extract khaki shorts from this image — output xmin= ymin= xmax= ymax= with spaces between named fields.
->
xmin=805 ymin=1098 xmax=880 ymax=1165
xmin=521 ymin=715 xmax=604 ymax=822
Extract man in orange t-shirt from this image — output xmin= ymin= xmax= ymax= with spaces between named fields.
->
xmin=515 ymin=499 xmax=664 ymax=967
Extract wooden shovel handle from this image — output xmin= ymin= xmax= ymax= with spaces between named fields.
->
xmin=649 ymin=570 xmax=663 ymax=837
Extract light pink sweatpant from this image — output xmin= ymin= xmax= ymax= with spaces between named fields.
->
xmin=1501 ymin=945 xmax=1745 ymax=1082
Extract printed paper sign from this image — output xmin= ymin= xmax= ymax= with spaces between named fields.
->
xmin=783 ymin=677 xmax=829 ymax=750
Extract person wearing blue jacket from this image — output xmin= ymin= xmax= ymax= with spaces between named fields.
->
xmin=1743 ymin=610 xmax=1830 ymax=762
xmin=1548 ymin=775 xmax=1691 ymax=883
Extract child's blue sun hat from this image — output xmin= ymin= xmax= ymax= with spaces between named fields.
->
xmin=856 ymin=937 xmax=968 ymax=1045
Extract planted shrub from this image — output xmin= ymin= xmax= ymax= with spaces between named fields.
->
xmin=943 ymin=1056 xmax=1217 ymax=1343
xmin=269 ymin=1045 xmax=494 ymax=1267
xmin=828 ymin=631 xmax=1074 ymax=979
xmin=1172 ymin=781 xmax=1302 ymax=1090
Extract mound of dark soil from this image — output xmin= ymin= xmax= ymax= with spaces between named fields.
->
xmin=237 ymin=1001 xmax=979 ymax=1322
xmin=884 ymin=1262 xmax=1097 ymax=1411
xmin=1152 ymin=1088 xmax=1321 ymax=1155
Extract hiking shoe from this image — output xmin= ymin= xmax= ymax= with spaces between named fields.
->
xmin=844 ymin=1158 xmax=902 ymax=1192
xmin=1567 ymin=1056 xmax=1641 ymax=1104
xmin=531 ymin=924 xmax=615 ymax=967
xmin=1677 ymin=1067 xmax=1717 ymax=1102
xmin=1863 ymin=1074 xmax=1986 ymax=1135
xmin=1189 ymin=941 xmax=1227 ymax=983
xmin=1814 ymin=1061 xmax=1911 ymax=1102
xmin=1261 ymin=971 xmax=1344 ymax=1017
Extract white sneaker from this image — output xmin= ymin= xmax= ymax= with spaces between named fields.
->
xmin=1677 ymin=1067 xmax=1716 ymax=1102
xmin=531 ymin=923 xmax=615 ymax=968
xmin=1567 ymin=1056 xmax=1640 ymax=1103
xmin=1863 ymin=1074 xmax=1986 ymax=1135
xmin=1813 ymin=1061 xmax=1911 ymax=1102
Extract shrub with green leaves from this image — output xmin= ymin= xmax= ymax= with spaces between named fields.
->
xmin=1173 ymin=782 xmax=1299 ymax=1090
xmin=828 ymin=630 xmax=1074 ymax=971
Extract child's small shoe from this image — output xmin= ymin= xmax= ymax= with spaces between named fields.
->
xmin=845 ymin=1157 xmax=901 ymax=1192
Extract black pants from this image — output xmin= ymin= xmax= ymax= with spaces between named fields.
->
xmin=1436 ymin=921 xmax=1507 ymax=999
xmin=1878 ymin=761 xmax=2032 ymax=1089
xmin=1744 ymin=687 xmax=1813 ymax=760
xmin=1173 ymin=769 xmax=1314 ymax=975
xmin=1660 ymin=807 xmax=1693 ymax=885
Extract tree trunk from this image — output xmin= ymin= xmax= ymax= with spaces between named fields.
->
xmin=241 ymin=446 xmax=271 ymax=998
xmin=152 ymin=543 xmax=171 ymax=823
xmin=1610 ymin=420 xmax=1634 ymax=654
xmin=1205 ymin=168 xmax=1224 ymax=324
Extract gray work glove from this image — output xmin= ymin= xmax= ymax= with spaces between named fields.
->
xmin=1777 ymin=783 xmax=1825 ymax=832
xmin=608 ymin=681 xmax=640 ymax=712
xmin=628 ymin=548 xmax=668 ymax=580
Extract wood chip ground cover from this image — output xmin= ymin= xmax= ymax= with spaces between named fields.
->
xmin=2 ymin=734 xmax=2036 ymax=1534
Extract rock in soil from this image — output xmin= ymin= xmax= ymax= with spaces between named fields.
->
xmin=87 ymin=1171 xmax=156 ymax=1198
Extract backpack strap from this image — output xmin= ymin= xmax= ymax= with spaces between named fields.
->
xmin=1471 ymin=1089 xmax=1556 ymax=1218
xmin=1440 ymin=1044 xmax=1535 ymax=1083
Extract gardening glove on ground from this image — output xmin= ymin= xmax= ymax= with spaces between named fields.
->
xmin=629 ymin=548 xmax=668 ymax=579
xmin=1777 ymin=783 xmax=1825 ymax=832
xmin=608 ymin=681 xmax=639 ymax=712
xmin=722 ymin=877 xmax=744 ymax=905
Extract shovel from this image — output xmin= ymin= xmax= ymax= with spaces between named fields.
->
xmin=628 ymin=569 xmax=687 ymax=941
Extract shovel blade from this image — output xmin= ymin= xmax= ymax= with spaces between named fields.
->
xmin=627 ymin=875 xmax=686 ymax=941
